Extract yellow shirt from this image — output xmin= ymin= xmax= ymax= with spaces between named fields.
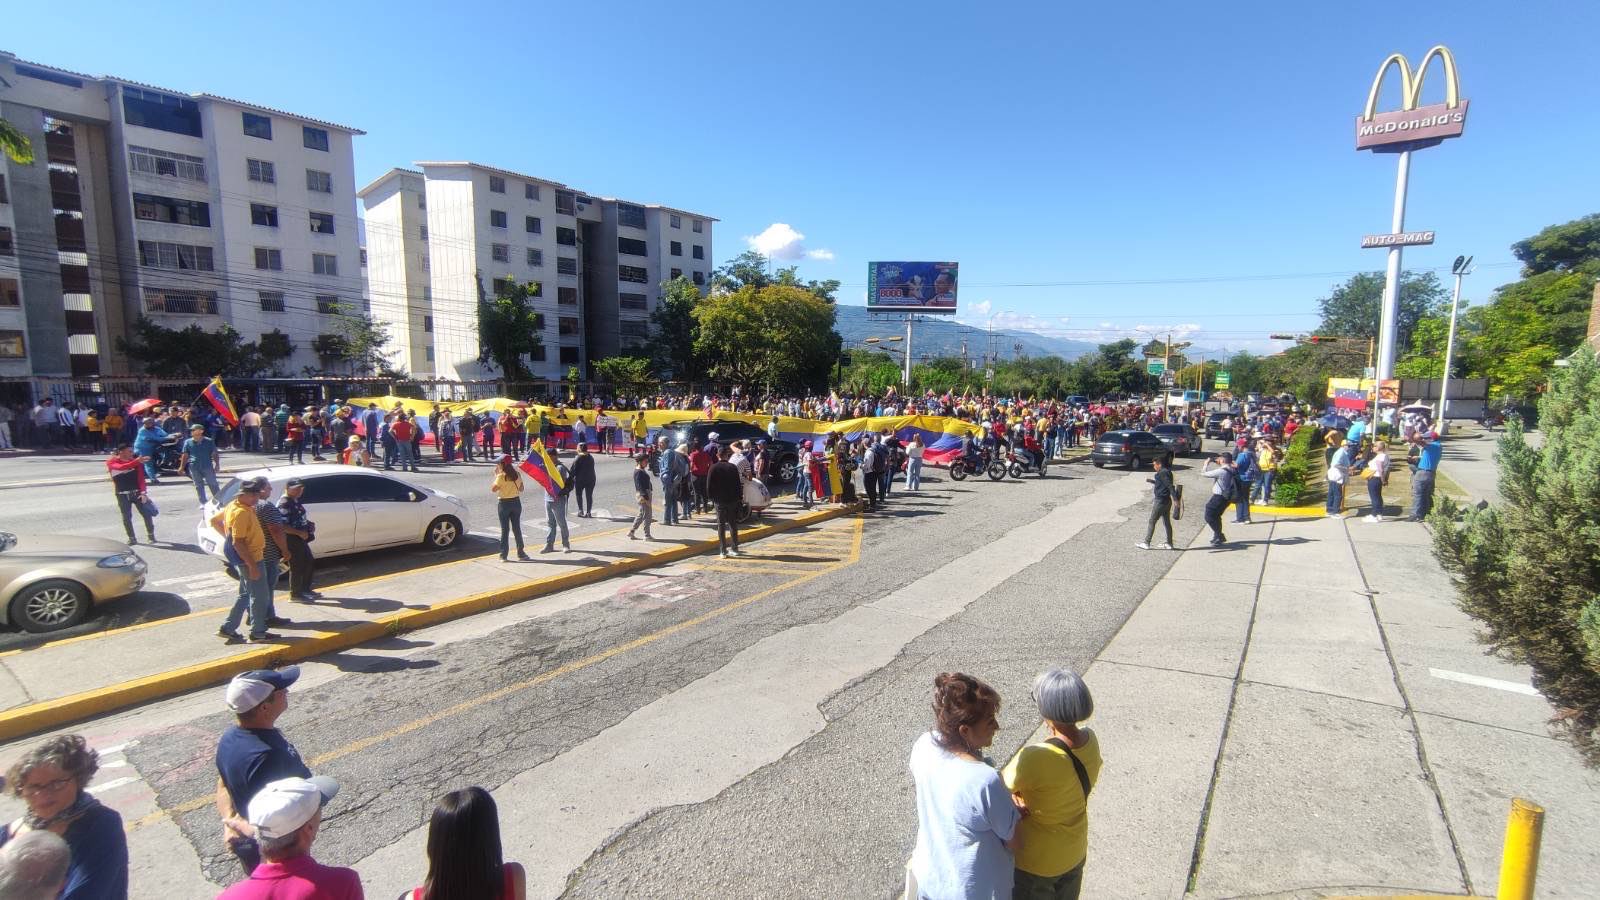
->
xmin=1001 ymin=730 xmax=1102 ymax=877
xmin=86 ymin=415 xmax=103 ymax=433
xmin=221 ymin=500 xmax=265 ymax=563
xmin=491 ymin=471 xmax=524 ymax=499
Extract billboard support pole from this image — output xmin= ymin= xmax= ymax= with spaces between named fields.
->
xmin=903 ymin=314 xmax=913 ymax=387
xmin=1375 ymin=150 xmax=1411 ymax=381
xmin=1439 ymin=261 xmax=1469 ymax=428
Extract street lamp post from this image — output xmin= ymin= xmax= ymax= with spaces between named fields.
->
xmin=1438 ymin=255 xmax=1472 ymax=431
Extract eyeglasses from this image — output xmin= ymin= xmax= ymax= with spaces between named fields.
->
xmin=20 ymin=776 xmax=73 ymax=795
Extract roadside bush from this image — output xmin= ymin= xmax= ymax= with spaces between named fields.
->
xmin=1431 ymin=346 xmax=1600 ymax=766
xmin=1272 ymin=425 xmax=1316 ymax=505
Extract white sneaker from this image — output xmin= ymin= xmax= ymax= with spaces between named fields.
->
xmin=1363 ymin=514 xmax=1379 ymax=522
xmin=1135 ymin=542 xmax=1151 ymax=550
xmin=1158 ymin=543 xmax=1174 ymax=550
xmin=720 ymin=550 xmax=729 ymax=558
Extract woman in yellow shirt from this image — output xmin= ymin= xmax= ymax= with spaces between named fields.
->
xmin=490 ymin=455 xmax=530 ymax=561
xmin=1002 ymin=668 xmax=1101 ymax=900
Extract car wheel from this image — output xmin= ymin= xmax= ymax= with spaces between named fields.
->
xmin=10 ymin=579 xmax=91 ymax=633
xmin=1093 ymin=460 xmax=1104 ymax=468
xmin=776 ymin=456 xmax=798 ymax=483
xmin=424 ymin=515 xmax=462 ymax=550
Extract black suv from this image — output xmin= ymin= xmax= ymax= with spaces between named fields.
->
xmin=665 ymin=420 xmax=802 ymax=483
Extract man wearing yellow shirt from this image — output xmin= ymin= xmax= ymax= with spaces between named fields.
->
xmin=211 ymin=477 xmax=276 ymax=644
xmin=1002 ymin=668 xmax=1102 ymax=899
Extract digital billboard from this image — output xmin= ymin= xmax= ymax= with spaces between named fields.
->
xmin=867 ymin=261 xmax=958 ymax=314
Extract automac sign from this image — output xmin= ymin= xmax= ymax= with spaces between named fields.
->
xmin=1355 ymin=45 xmax=1468 ymax=153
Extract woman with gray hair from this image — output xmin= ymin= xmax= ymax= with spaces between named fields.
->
xmin=1001 ymin=668 xmax=1101 ymax=900
xmin=0 ymin=829 xmax=71 ymax=899
xmin=0 ymin=734 xmax=127 ymax=899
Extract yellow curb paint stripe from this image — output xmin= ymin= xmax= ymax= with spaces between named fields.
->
xmin=1 ymin=505 xmax=860 ymax=748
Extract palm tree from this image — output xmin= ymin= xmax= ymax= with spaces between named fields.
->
xmin=0 ymin=117 xmax=34 ymax=165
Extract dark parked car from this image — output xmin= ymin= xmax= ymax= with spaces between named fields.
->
xmin=1204 ymin=413 xmax=1231 ymax=440
xmin=666 ymin=420 xmax=801 ymax=483
xmin=1151 ymin=423 xmax=1201 ymax=456
xmin=1090 ymin=430 xmax=1169 ymax=469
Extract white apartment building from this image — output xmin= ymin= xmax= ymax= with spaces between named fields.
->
xmin=359 ymin=161 xmax=714 ymax=383
xmin=0 ymin=51 xmax=364 ymax=389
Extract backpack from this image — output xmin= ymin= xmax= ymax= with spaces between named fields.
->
xmin=1236 ymin=451 xmax=1256 ymax=483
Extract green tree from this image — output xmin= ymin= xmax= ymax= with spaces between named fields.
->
xmin=1510 ymin=213 xmax=1600 ymax=276
xmin=593 ymin=355 xmax=655 ymax=393
xmin=1471 ymin=269 xmax=1596 ymax=401
xmin=1315 ymin=271 xmax=1448 ymax=352
xmin=324 ymin=303 xmax=401 ymax=376
xmin=712 ymin=249 xmax=840 ymax=302
xmin=1431 ymin=347 xmax=1600 ymax=766
xmin=476 ymin=273 xmax=544 ymax=381
xmin=118 ymin=320 xmax=287 ymax=378
xmin=694 ymin=284 xmax=838 ymax=390
xmin=1394 ymin=316 xmax=1454 ymax=379
xmin=1139 ymin=339 xmax=1190 ymax=373
xmin=0 ymin=117 xmax=33 ymax=165
xmin=649 ymin=275 xmax=701 ymax=378
xmin=840 ymin=349 xmax=904 ymax=394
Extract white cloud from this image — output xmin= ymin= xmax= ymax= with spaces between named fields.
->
xmin=744 ymin=222 xmax=833 ymax=263
xmin=1132 ymin=323 xmax=1204 ymax=340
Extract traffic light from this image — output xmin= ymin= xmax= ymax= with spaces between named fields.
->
xmin=1305 ymin=336 xmax=1338 ymax=344
xmin=1268 ymin=334 xmax=1298 ymax=340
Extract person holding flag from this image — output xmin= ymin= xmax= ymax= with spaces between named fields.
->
xmin=201 ymin=376 xmax=240 ymax=433
xmin=518 ymin=439 xmax=572 ymax=553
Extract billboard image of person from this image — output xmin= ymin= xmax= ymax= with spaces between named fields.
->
xmin=868 ymin=262 xmax=958 ymax=313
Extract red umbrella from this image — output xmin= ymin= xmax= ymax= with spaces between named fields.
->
xmin=127 ymin=397 xmax=162 ymax=415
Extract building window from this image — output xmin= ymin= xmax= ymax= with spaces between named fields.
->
xmin=555 ymin=190 xmax=575 ymax=215
xmin=0 ymin=279 xmax=18 ymax=306
xmin=618 ymin=264 xmax=649 ymax=284
xmin=556 ymin=256 xmax=578 ymax=275
xmin=0 ymin=227 xmax=11 ymax=256
xmin=619 ymin=319 xmax=650 ymax=339
xmin=254 ymin=247 xmax=282 ymax=270
xmin=670 ymin=241 xmax=682 ymax=257
xmin=488 ymin=175 xmax=506 ymax=193
xmin=312 ymin=253 xmax=339 ymax=275
xmin=692 ymin=219 xmax=703 ymax=233
xmin=418 ymin=193 xmax=427 ymax=209
xmin=419 ymin=224 xmax=428 ymax=241
xmin=242 ymin=112 xmax=273 ymax=140
xmin=246 ymin=158 xmax=276 ymax=184
xmin=525 ymin=183 xmax=540 ymax=200
xmin=558 ymin=316 xmax=580 ymax=336
xmin=670 ymin=267 xmax=682 ymax=279
xmin=492 ymin=276 xmax=515 ymax=296
xmin=669 ymin=214 xmax=681 ymax=229
xmin=259 ymin=291 xmax=285 ymax=312
xmin=491 ymin=243 xmax=510 ymax=263
xmin=559 ymin=346 xmax=580 ymax=365
xmin=692 ymin=244 xmax=704 ymax=259
xmin=617 ymin=203 xmax=646 ymax=229
xmin=423 ymin=286 xmax=431 ymax=301
xmin=133 ymin=193 xmax=211 ymax=227
xmin=302 ymin=126 xmax=330 ymax=151
xmin=525 ymin=215 xmax=541 ymax=234
xmin=316 ymin=295 xmax=342 ymax=314
xmin=0 ymin=174 xmax=6 ymax=204
xmin=128 ymin=146 xmax=206 ymax=182
xmin=143 ymin=288 xmax=218 ymax=315
xmin=310 ymin=212 xmax=335 ymax=234
xmin=423 ymin=315 xmax=433 ymax=332
xmin=558 ymin=286 xmax=577 ymax=305
xmin=489 ymin=209 xmax=507 ymax=228
xmin=526 ymin=247 xmax=543 ymax=267
xmin=425 ymin=346 xmax=434 ymax=361
xmin=619 ymin=292 xmax=647 ymax=311
xmin=556 ymin=227 xmax=576 ymax=246
xmin=138 ymin=240 xmax=214 ymax=271
xmin=422 ymin=253 xmax=430 ymax=271
xmin=360 ymin=248 xmax=368 ymax=266
xmin=618 ymin=237 xmax=648 ymax=257
xmin=306 ymin=169 xmax=332 ymax=193
xmin=531 ymin=344 xmax=547 ymax=362
xmin=0 ymin=330 xmax=26 ymax=359
xmin=122 ymin=88 xmax=202 ymax=137
xmin=251 ymin=203 xmax=279 ymax=227
xmin=693 ymin=271 xmax=705 ymax=286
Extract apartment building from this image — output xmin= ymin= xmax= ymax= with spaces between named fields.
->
xmin=0 ymin=51 xmax=364 ymax=382
xmin=359 ymin=161 xmax=714 ymax=382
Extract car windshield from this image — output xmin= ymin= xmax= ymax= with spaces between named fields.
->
xmin=1153 ymin=425 xmax=1184 ymax=433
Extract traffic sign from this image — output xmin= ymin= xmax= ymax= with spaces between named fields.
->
xmin=984 ymin=368 xmax=995 ymax=381
xmin=1146 ymin=359 xmax=1165 ymax=375
xmin=1214 ymin=370 xmax=1231 ymax=389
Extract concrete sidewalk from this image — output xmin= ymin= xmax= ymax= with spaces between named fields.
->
xmin=1082 ymin=515 xmax=1599 ymax=898
xmin=0 ymin=499 xmax=857 ymax=741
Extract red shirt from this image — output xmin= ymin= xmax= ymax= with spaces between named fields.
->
xmin=689 ymin=449 xmax=712 ymax=476
xmin=217 ymin=854 xmax=362 ymax=900
xmin=391 ymin=419 xmax=415 ymax=442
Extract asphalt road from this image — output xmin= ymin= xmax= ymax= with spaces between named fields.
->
xmin=0 ymin=447 xmax=663 ymax=650
xmin=73 ymin=452 xmax=1221 ymax=898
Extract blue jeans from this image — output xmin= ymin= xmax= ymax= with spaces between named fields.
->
xmin=661 ymin=478 xmax=680 ymax=524
xmin=1252 ymin=470 xmax=1275 ymax=503
xmin=796 ymin=469 xmax=813 ymax=505
xmin=190 ymin=467 xmax=221 ymax=504
xmin=498 ymin=498 xmax=524 ymax=555
xmin=396 ymin=441 xmax=417 ymax=472
xmin=907 ymin=458 xmax=923 ymax=489
xmin=223 ymin=559 xmax=278 ymax=637
xmin=1234 ymin=480 xmax=1252 ymax=522
xmin=1326 ymin=479 xmax=1345 ymax=514
xmin=545 ymin=495 xmax=570 ymax=549
xmin=382 ymin=440 xmax=397 ymax=469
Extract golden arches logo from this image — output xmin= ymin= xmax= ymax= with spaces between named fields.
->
xmin=1362 ymin=45 xmax=1461 ymax=121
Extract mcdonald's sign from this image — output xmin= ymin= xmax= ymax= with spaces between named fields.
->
xmin=1355 ymin=45 xmax=1469 ymax=153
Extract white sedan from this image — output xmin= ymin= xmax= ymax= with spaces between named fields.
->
xmin=197 ymin=465 xmax=470 ymax=562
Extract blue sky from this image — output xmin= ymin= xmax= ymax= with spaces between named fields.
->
xmin=9 ymin=1 xmax=1597 ymax=353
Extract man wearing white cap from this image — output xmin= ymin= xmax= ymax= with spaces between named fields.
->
xmin=215 ymin=667 xmax=312 ymax=875
xmin=216 ymin=776 xmax=361 ymax=899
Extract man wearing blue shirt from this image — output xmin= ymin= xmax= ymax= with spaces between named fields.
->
xmin=179 ymin=423 xmax=222 ymax=507
xmin=1327 ymin=440 xmax=1354 ymax=516
xmin=1407 ymin=430 xmax=1443 ymax=521
xmin=215 ymin=667 xmax=312 ymax=875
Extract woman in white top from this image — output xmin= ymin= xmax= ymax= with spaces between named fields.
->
xmin=1363 ymin=440 xmax=1391 ymax=522
xmin=906 ymin=434 xmax=927 ymax=490
xmin=909 ymin=672 xmax=1020 ymax=900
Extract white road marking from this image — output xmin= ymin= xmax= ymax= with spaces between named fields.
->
xmin=151 ymin=573 xmax=231 ymax=588
xmin=87 ymin=776 xmax=138 ymax=795
xmin=1427 ymin=667 xmax=1540 ymax=696
xmin=99 ymin=741 xmax=135 ymax=755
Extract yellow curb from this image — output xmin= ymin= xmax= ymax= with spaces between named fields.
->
xmin=1250 ymin=505 xmax=1332 ymax=518
xmin=0 ymin=503 xmax=862 ymax=743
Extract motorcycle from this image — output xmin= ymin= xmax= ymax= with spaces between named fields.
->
xmin=1004 ymin=449 xmax=1049 ymax=479
xmin=948 ymin=448 xmax=992 ymax=481
xmin=153 ymin=434 xmax=184 ymax=475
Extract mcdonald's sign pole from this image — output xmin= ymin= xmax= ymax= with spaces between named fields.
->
xmin=1355 ymin=45 xmax=1469 ymax=380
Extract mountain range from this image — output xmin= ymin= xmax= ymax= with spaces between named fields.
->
xmin=833 ymin=305 xmax=1100 ymax=364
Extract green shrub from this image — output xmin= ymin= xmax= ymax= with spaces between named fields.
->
xmin=1431 ymin=346 xmax=1600 ymax=766
xmin=1273 ymin=425 xmax=1316 ymax=506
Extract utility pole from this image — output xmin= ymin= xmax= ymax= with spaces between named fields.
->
xmin=903 ymin=313 xmax=913 ymax=388
xmin=1439 ymin=255 xmax=1473 ymax=431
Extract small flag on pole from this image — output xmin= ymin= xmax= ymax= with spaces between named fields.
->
xmin=202 ymin=377 xmax=239 ymax=426
xmin=518 ymin=439 xmax=566 ymax=497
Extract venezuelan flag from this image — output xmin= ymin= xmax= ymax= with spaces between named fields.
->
xmin=518 ymin=439 xmax=566 ymax=497
xmin=824 ymin=454 xmax=844 ymax=497
xmin=202 ymin=377 xmax=239 ymax=426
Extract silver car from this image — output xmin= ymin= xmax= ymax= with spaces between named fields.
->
xmin=0 ymin=533 xmax=148 ymax=632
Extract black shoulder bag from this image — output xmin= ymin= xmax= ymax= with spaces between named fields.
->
xmin=1045 ymin=737 xmax=1093 ymax=798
